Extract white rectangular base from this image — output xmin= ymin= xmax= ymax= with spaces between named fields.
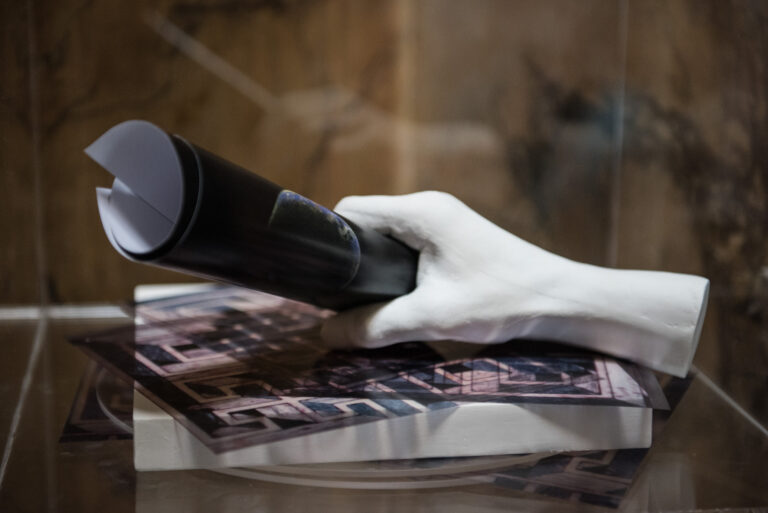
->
xmin=134 ymin=391 xmax=651 ymax=471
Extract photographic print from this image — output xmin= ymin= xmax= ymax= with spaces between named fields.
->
xmin=71 ymin=287 xmax=665 ymax=453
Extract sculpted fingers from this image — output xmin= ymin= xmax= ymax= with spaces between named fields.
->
xmin=334 ymin=192 xmax=466 ymax=250
xmin=320 ymin=290 xmax=441 ymax=349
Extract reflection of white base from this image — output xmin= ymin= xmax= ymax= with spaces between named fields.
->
xmin=209 ymin=453 xmax=546 ymax=490
xmin=133 ymin=391 xmax=651 ymax=471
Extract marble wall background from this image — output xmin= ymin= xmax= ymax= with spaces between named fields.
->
xmin=2 ymin=1 xmax=766 ymax=423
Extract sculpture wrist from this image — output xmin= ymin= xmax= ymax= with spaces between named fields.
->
xmin=498 ymin=256 xmax=709 ymax=377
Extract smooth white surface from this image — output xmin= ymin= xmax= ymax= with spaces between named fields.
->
xmin=134 ymin=283 xmax=216 ymax=303
xmin=86 ymin=120 xmax=183 ymax=221
xmin=322 ymin=192 xmax=710 ymax=377
xmin=133 ymin=391 xmax=651 ymax=471
xmin=106 ymin=179 xmax=175 ymax=255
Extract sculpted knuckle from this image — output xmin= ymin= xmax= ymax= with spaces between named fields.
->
xmin=334 ymin=195 xmax=362 ymax=212
xmin=421 ymin=190 xmax=459 ymax=206
xmin=413 ymin=191 xmax=467 ymax=225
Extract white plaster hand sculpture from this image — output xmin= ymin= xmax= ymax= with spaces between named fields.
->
xmin=321 ymin=191 xmax=709 ymax=377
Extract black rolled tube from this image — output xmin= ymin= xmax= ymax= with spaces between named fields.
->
xmin=89 ymin=120 xmax=417 ymax=310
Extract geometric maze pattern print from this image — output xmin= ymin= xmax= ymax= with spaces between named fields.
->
xmin=71 ymin=287 xmax=660 ymax=453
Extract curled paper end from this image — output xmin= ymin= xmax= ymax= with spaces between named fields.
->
xmin=95 ymin=187 xmax=131 ymax=259
xmin=87 ymin=121 xmax=184 ymax=258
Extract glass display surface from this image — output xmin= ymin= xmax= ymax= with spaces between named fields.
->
xmin=0 ymin=316 xmax=766 ymax=513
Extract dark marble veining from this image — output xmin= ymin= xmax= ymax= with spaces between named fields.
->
xmin=0 ymin=1 xmax=40 ymax=303
xmin=26 ymin=0 xmax=404 ymax=302
xmin=2 ymin=0 xmax=765 ymax=425
xmin=621 ymin=0 xmax=768 ymax=426
xmin=1 ymin=5 xmax=768 ymax=512
xmin=499 ymin=61 xmax=619 ymax=266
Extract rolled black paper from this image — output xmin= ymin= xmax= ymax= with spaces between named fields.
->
xmin=88 ymin=120 xmax=417 ymax=310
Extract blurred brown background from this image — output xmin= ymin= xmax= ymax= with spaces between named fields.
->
xmin=2 ymin=0 xmax=766 ymax=425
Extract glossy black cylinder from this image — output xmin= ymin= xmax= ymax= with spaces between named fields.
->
xmin=124 ymin=135 xmax=418 ymax=310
